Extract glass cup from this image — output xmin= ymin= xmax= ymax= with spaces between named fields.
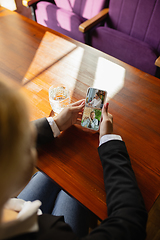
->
xmin=49 ymin=85 xmax=70 ymax=114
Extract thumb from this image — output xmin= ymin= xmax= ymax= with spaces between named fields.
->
xmin=102 ymin=102 xmax=109 ymax=118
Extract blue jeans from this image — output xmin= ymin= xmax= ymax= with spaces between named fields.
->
xmin=18 ymin=171 xmax=90 ymax=237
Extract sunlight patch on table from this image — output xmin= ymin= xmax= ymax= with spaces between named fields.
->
xmin=23 ymin=31 xmax=78 ymax=84
xmin=93 ymin=57 xmax=126 ymax=99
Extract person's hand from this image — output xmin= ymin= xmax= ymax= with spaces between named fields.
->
xmin=99 ymin=103 xmax=113 ymax=140
xmin=2 ymin=198 xmax=42 ymax=222
xmin=84 ymin=117 xmax=89 ymax=120
xmin=53 ymin=99 xmax=85 ymax=131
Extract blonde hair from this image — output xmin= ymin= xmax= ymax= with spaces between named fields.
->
xmin=0 ymin=80 xmax=30 ymax=190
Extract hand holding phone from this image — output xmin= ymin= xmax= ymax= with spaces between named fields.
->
xmin=99 ymin=103 xmax=113 ymax=139
xmin=81 ymin=87 xmax=107 ymax=131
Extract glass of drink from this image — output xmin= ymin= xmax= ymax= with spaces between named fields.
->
xmin=49 ymin=86 xmax=70 ymax=114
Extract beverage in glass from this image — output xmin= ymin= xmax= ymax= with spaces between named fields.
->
xmin=49 ymin=86 xmax=70 ymax=113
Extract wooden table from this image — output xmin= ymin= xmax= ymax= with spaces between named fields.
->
xmin=0 ymin=7 xmax=160 ymax=220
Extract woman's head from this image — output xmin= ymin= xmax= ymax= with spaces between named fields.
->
xmin=95 ymin=92 xmax=100 ymax=99
xmin=90 ymin=111 xmax=95 ymax=120
xmin=0 ymin=80 xmax=37 ymax=204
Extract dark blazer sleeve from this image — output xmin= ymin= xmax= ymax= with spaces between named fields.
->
xmin=32 ymin=117 xmax=55 ymax=147
xmin=84 ymin=140 xmax=148 ymax=240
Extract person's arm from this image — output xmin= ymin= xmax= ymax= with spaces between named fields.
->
xmin=85 ymin=103 xmax=147 ymax=240
xmin=88 ymin=99 xmax=94 ymax=106
xmin=33 ymin=118 xmax=54 ymax=147
xmin=33 ymin=100 xmax=85 ymax=148
xmin=81 ymin=118 xmax=89 ymax=127
xmin=96 ymin=98 xmax=102 ymax=108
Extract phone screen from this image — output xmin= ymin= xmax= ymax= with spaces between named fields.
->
xmin=81 ymin=87 xmax=107 ymax=131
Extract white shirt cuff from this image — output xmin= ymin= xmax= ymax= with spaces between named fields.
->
xmin=47 ymin=117 xmax=60 ymax=138
xmin=99 ymin=134 xmax=122 ymax=146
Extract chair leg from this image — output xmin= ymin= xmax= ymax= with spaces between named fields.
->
xmin=29 ymin=5 xmax=36 ymax=21
xmin=84 ymin=32 xmax=91 ymax=46
xmin=155 ymin=67 xmax=160 ymax=79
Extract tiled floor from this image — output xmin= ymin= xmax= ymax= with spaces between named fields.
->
xmin=146 ymin=195 xmax=160 ymax=240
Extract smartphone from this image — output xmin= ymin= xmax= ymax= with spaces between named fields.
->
xmin=81 ymin=87 xmax=107 ymax=131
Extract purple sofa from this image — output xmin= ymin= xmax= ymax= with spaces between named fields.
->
xmin=79 ymin=0 xmax=160 ymax=76
xmin=28 ymin=0 xmax=109 ymax=43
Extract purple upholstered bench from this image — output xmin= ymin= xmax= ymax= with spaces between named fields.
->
xmin=79 ymin=0 xmax=160 ymax=76
xmin=28 ymin=0 xmax=109 ymax=43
